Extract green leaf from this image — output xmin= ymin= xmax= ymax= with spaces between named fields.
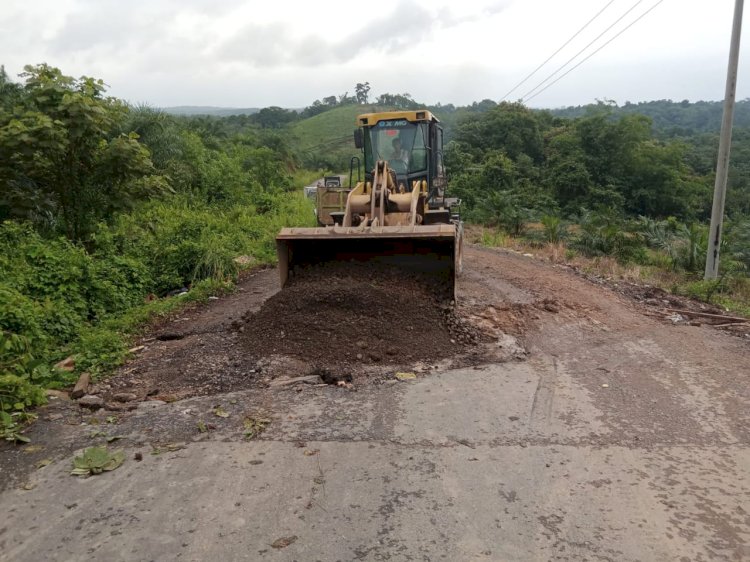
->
xmin=71 ymin=446 xmax=125 ymax=476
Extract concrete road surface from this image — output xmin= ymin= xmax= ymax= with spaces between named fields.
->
xmin=1 ymin=246 xmax=749 ymax=561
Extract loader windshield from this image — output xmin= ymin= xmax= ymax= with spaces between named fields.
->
xmin=364 ymin=121 xmax=428 ymax=176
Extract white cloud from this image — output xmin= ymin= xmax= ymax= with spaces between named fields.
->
xmin=0 ymin=0 xmax=746 ymax=107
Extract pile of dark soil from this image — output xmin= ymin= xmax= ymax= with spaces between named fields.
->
xmin=237 ymin=262 xmax=481 ymax=369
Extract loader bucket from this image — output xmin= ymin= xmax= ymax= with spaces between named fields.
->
xmin=276 ymin=224 xmax=461 ymax=301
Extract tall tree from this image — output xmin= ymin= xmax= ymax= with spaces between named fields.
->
xmin=0 ymin=64 xmax=166 ymax=241
xmin=355 ymin=82 xmax=371 ymax=104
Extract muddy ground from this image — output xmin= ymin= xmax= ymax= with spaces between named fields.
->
xmin=1 ymin=245 xmax=749 ymax=561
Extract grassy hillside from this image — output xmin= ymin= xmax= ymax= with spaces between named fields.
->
xmin=162 ymin=106 xmax=261 ymax=116
xmin=290 ymin=105 xmax=384 ymax=172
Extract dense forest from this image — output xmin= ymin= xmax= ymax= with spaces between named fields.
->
xmin=0 ymin=64 xmax=314 ymax=427
xmin=1 ymin=64 xmax=748 ymax=435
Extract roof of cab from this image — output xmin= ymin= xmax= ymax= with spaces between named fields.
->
xmin=355 ymin=110 xmax=438 ymax=127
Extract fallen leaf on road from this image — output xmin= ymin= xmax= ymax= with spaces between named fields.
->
xmin=214 ymin=407 xmax=229 ymax=418
xmin=304 ymin=449 xmax=319 ymax=456
xmin=271 ymin=536 xmax=298 ymax=549
xmin=150 ymin=443 xmax=185 ymax=455
xmin=395 ymin=372 xmax=417 ymax=381
xmin=21 ymin=482 xmax=36 ymax=490
xmin=243 ymin=417 xmax=270 ymax=440
xmin=36 ymin=459 xmax=53 ymax=469
xmin=71 ymin=447 xmax=125 ymax=476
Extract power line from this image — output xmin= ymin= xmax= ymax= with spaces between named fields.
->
xmin=523 ymin=0 xmax=665 ymax=103
xmin=520 ymin=0 xmax=645 ymax=102
xmin=501 ymin=0 xmax=617 ymax=102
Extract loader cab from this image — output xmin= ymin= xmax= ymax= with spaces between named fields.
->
xmin=355 ymin=110 xmax=447 ymax=205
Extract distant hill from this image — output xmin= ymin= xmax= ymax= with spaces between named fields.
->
xmin=291 ymin=105 xmax=373 ymax=148
xmin=549 ymin=99 xmax=750 ymax=137
xmin=162 ymin=106 xmax=261 ymax=117
xmin=290 ymin=104 xmax=385 ymax=171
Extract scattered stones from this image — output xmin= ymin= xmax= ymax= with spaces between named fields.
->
xmin=138 ymin=400 xmax=167 ymax=410
xmin=667 ymin=313 xmax=685 ymax=324
xmin=112 ymin=392 xmax=138 ymax=403
xmin=106 ymin=403 xmax=138 ymax=412
xmin=78 ymin=395 xmax=105 ymax=410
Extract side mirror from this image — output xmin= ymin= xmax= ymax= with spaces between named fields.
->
xmin=353 ymin=129 xmax=363 ymax=149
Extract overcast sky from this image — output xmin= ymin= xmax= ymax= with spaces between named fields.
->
xmin=1 ymin=0 xmax=747 ymax=109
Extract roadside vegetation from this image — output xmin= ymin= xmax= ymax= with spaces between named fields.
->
xmin=2 ymin=63 xmax=748 ymax=437
xmin=446 ymin=101 xmax=750 ymax=317
xmin=0 ymin=64 xmax=314 ymax=425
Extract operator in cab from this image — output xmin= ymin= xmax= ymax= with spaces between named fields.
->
xmin=390 ymin=137 xmax=409 ymax=166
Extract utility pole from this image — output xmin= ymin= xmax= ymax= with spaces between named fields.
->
xmin=705 ymin=0 xmax=744 ymax=279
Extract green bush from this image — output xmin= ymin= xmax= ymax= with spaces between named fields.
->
xmin=0 ymin=374 xmax=46 ymax=411
xmin=572 ymin=211 xmax=648 ymax=264
xmin=0 ymin=187 xmax=315 ymax=412
xmin=540 ymin=215 xmax=566 ymax=243
xmin=71 ymin=327 xmax=130 ymax=378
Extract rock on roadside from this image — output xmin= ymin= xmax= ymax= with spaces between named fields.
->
xmin=269 ymin=375 xmax=323 ymax=388
xmin=71 ymin=372 xmax=91 ymax=399
xmin=77 ymin=395 xmax=105 ymax=410
xmin=112 ymin=392 xmax=138 ymax=403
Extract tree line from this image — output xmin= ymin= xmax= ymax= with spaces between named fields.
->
xmin=0 ymin=64 xmax=313 ymax=416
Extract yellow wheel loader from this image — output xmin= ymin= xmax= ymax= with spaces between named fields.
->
xmin=276 ymin=110 xmax=463 ymax=299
